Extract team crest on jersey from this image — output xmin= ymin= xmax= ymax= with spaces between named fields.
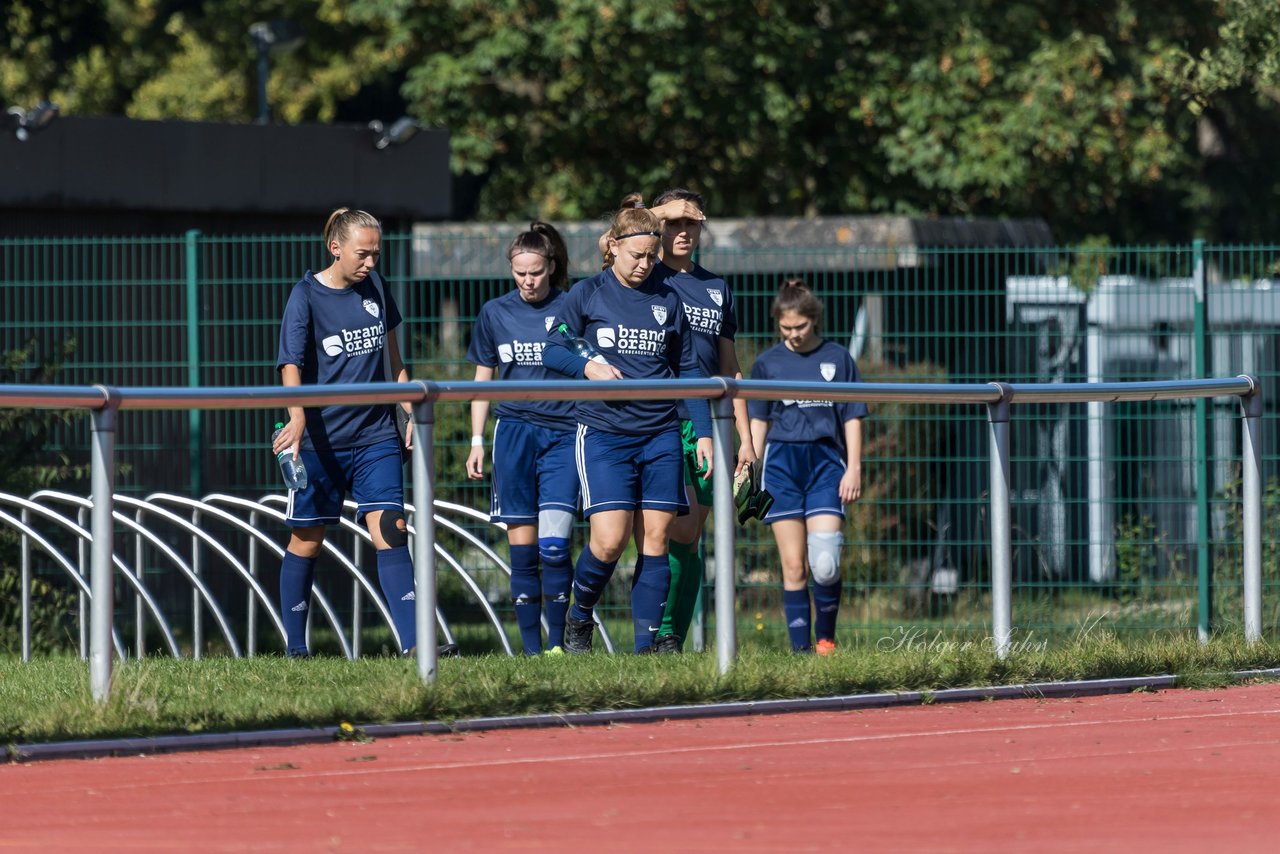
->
xmin=651 ymin=305 xmax=668 ymax=325
xmin=544 ymin=316 xmax=555 ymax=332
xmin=707 ymin=289 xmax=723 ymax=306
xmin=820 ymin=362 xmax=837 ymax=381
xmin=363 ymin=298 xmax=380 ymax=319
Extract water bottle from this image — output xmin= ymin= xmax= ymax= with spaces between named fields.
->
xmin=557 ymin=323 xmax=608 ymax=364
xmin=271 ymin=421 xmax=308 ymax=490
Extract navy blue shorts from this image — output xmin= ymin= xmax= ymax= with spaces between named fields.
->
xmin=760 ymin=440 xmax=846 ymax=522
xmin=490 ymin=418 xmax=579 ymax=524
xmin=285 ymin=438 xmax=404 ymax=526
xmin=575 ymin=425 xmax=687 ymax=517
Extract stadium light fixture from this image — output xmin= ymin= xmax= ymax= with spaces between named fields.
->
xmin=249 ymin=19 xmax=304 ymax=124
xmin=368 ymin=116 xmax=420 ymax=150
xmin=7 ymin=100 xmax=60 ymax=142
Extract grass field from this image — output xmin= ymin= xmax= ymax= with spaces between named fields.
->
xmin=4 ymin=631 xmax=1278 ymax=749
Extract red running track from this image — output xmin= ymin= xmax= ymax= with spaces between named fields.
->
xmin=2 ymin=683 xmax=1278 ymax=852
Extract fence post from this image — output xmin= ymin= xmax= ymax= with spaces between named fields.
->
xmin=185 ymin=229 xmax=204 ymax=499
xmin=89 ymin=390 xmax=119 ymax=703
xmin=1240 ymin=377 xmax=1263 ymax=644
xmin=711 ymin=389 xmax=737 ymax=675
xmin=987 ymin=384 xmax=1013 ymax=659
xmin=411 ymin=385 xmax=438 ymax=683
xmin=1192 ymin=238 xmax=1212 ymax=642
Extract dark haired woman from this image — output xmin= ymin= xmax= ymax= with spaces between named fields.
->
xmin=748 ymin=279 xmax=867 ymax=654
xmin=466 ymin=222 xmax=578 ymax=655
xmin=541 ymin=197 xmax=714 ymax=654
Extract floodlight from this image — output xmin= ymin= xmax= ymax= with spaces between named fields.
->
xmin=369 ymin=116 xmax=420 ymax=150
xmin=7 ymin=100 xmax=59 ymax=142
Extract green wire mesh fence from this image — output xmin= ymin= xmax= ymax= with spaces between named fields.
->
xmin=2 ymin=231 xmax=1278 ymax=653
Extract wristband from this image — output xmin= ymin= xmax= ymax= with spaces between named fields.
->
xmin=470 ymin=435 xmax=484 ymax=447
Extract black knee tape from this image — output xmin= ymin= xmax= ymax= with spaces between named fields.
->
xmin=379 ymin=510 xmax=409 ymax=548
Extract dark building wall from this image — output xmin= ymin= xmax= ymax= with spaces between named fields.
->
xmin=0 ymin=116 xmax=450 ymax=236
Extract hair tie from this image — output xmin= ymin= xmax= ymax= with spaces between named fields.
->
xmin=615 ymin=230 xmax=661 ymax=240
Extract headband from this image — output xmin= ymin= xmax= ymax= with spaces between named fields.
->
xmin=614 ymin=231 xmax=661 ymax=240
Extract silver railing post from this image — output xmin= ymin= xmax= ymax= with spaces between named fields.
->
xmin=21 ymin=507 xmax=31 ymax=661
xmin=711 ymin=389 xmax=738 ymax=675
xmin=987 ymin=384 xmax=1013 ymax=659
xmin=248 ymin=507 xmax=259 ymax=656
xmin=89 ymin=390 xmax=119 ymax=702
xmin=1240 ymin=376 xmax=1263 ymax=644
xmin=411 ymin=385 xmax=439 ymax=683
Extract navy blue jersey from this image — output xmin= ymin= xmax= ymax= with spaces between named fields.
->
xmin=747 ymin=339 xmax=869 ymax=450
xmin=655 ymin=260 xmax=739 ymax=421
xmin=542 ymin=268 xmax=709 ymax=436
xmin=467 ymin=288 xmax=576 ymax=430
xmin=276 ymin=270 xmax=402 ymax=450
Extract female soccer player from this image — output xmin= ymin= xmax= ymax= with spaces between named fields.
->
xmin=273 ymin=207 xmax=454 ymax=658
xmin=648 ymin=188 xmax=756 ymax=653
xmin=541 ymin=197 xmax=714 ymax=654
xmin=748 ymin=279 xmax=867 ymax=654
xmin=466 ymin=222 xmax=578 ymax=655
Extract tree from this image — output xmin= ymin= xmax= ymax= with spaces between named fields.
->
xmin=5 ymin=1 xmax=1280 ymax=241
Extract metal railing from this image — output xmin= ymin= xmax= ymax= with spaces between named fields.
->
xmin=0 ymin=375 xmax=1265 ymax=702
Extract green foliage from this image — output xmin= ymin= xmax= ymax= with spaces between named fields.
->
xmin=0 ymin=569 xmax=74 ymax=656
xmin=1113 ymin=514 xmax=1162 ymax=604
xmin=0 ymin=338 xmax=85 ymax=493
xmin=0 ymin=339 xmax=84 ymax=654
xmin=9 ymin=2 xmax=1280 ymax=241
xmin=1170 ymin=0 xmax=1280 ymax=111
xmin=1214 ymin=474 xmax=1280 ymax=629
xmin=7 ymin=4 xmax=1280 ymax=236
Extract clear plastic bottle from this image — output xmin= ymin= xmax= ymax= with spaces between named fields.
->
xmin=557 ymin=323 xmax=608 ymax=364
xmin=271 ymin=421 xmax=308 ymax=490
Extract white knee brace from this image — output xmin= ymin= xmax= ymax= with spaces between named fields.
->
xmin=808 ymin=531 xmax=843 ymax=585
xmin=538 ymin=509 xmax=574 ymax=541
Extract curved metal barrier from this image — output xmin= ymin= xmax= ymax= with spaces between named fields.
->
xmin=5 ymin=490 xmax=526 ymax=662
xmin=1 ymin=495 xmax=179 ymax=657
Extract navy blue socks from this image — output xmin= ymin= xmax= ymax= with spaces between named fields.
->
xmin=376 ymin=545 xmax=417 ymax=653
xmin=509 ymin=543 xmax=543 ymax=655
xmin=569 ymin=544 xmax=617 ymax=623
xmin=812 ymin=579 xmax=842 ymax=643
xmin=783 ymin=587 xmax=812 ymax=651
xmin=279 ymin=551 xmax=317 ymax=656
xmin=631 ymin=553 xmax=672 ymax=653
xmin=539 ymin=537 xmax=572 ymax=649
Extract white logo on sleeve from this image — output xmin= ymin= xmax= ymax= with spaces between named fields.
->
xmin=651 ymin=305 xmax=668 ymax=325
xmin=544 ymin=316 xmax=555 ymax=332
xmin=363 ymin=298 xmax=380 ymax=318
xmin=707 ymin=288 xmax=723 ymax=306
xmin=497 ymin=343 xmax=514 ymax=363
xmin=322 ymin=335 xmax=344 ymax=357
xmin=596 ymin=327 xmax=617 ymax=349
xmin=820 ymin=362 xmax=837 ymax=381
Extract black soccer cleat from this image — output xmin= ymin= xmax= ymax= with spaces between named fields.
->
xmin=563 ymin=614 xmax=595 ymax=654
xmin=653 ymin=633 xmax=682 ymax=654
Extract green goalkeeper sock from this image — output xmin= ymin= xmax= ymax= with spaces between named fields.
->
xmin=659 ymin=539 xmax=704 ymax=641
